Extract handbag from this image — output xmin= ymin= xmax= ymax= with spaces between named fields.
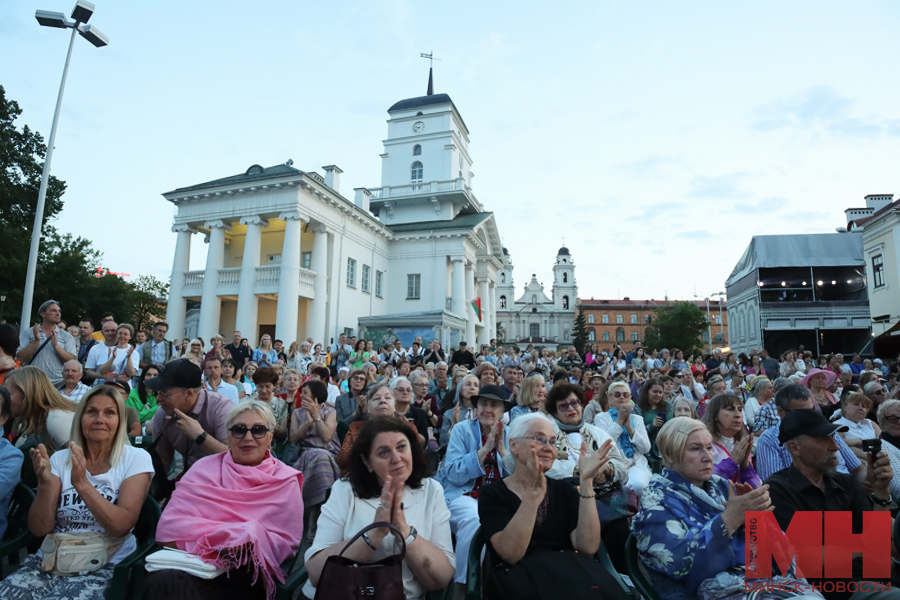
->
xmin=489 ymin=550 xmax=629 ymax=600
xmin=313 ymin=522 xmax=406 ymax=600
xmin=40 ymin=532 xmax=127 ymax=576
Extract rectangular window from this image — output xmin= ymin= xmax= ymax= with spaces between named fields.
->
xmin=375 ymin=271 xmax=383 ymax=298
xmin=630 ymin=314 xmax=637 ymax=324
xmin=602 ymin=314 xmax=609 ymax=324
xmin=361 ymin=264 xmax=371 ymax=293
xmin=873 ymin=255 xmax=885 ymax=288
xmin=407 ymin=274 xmax=421 ymax=299
xmin=267 ymin=254 xmax=282 ymax=265
xmin=301 ymin=252 xmax=312 ymax=270
xmin=530 ymin=323 xmax=540 ymax=338
xmin=616 ymin=314 xmax=623 ymax=324
xmin=631 ymin=331 xmax=639 ymax=341
xmin=346 ymin=258 xmax=357 ymax=288
xmin=602 ymin=331 xmax=610 ymax=341
xmin=714 ymin=315 xmax=722 ymax=324
xmin=588 ymin=314 xmax=594 ymax=324
xmin=645 ymin=314 xmax=652 ymax=324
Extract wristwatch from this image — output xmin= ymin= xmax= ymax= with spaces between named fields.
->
xmin=195 ymin=431 xmax=208 ymax=445
xmin=869 ymin=493 xmax=893 ymax=507
xmin=404 ymin=526 xmax=418 ymax=546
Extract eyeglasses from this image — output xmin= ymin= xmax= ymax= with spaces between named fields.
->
xmin=556 ymin=401 xmax=580 ymax=412
xmin=883 ymin=415 xmax=900 ymax=424
xmin=873 ymin=389 xmax=886 ymax=395
xmin=394 ymin=387 xmax=412 ymax=393
xmin=229 ymin=424 xmax=270 ymax=439
xmin=413 ymin=382 xmax=429 ymax=388
xmin=520 ymin=434 xmax=555 ymax=448
xmin=156 ymin=388 xmax=185 ymax=399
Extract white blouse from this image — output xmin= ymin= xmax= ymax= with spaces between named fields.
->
xmin=303 ymin=477 xmax=455 ymax=600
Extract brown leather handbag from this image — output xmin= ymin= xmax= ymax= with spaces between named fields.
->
xmin=313 ymin=522 xmax=407 ymax=600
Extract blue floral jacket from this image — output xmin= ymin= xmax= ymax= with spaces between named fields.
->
xmin=631 ymin=468 xmax=744 ymax=600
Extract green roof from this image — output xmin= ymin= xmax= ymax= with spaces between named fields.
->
xmin=385 ymin=211 xmax=492 ymax=233
xmin=167 ymin=164 xmax=303 ymax=195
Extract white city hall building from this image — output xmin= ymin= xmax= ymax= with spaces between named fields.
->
xmin=164 ymin=80 xmax=504 ymax=349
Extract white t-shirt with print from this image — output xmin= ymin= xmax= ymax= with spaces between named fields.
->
xmin=49 ymin=445 xmax=154 ymax=564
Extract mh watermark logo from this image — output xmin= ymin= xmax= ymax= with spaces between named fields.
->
xmin=744 ymin=511 xmax=891 ymax=579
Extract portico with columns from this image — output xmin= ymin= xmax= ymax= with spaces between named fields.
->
xmin=164 ymin=78 xmax=503 ymax=349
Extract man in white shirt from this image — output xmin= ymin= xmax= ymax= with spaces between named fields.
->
xmin=389 ymin=340 xmax=407 ymax=365
xmin=202 ymin=356 xmax=240 ymax=403
xmin=57 ymin=359 xmax=90 ymax=402
xmin=84 ymin=320 xmax=123 ymax=386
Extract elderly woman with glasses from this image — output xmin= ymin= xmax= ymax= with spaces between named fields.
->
xmin=594 ymin=380 xmax=652 ymax=495
xmin=875 ymin=399 xmax=900 ymax=501
xmin=437 ymin=385 xmax=511 ymax=587
xmin=477 ymin=412 xmax=628 ymax=600
xmin=542 ymin=382 xmax=631 ymax=571
xmin=145 ymin=400 xmax=304 ymax=600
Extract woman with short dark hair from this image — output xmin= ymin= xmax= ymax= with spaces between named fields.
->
xmin=304 ymin=417 xmax=455 ymax=599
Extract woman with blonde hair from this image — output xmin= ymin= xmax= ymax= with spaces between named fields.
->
xmin=439 ymin=373 xmax=480 ymax=447
xmin=509 ymin=373 xmax=546 ymax=422
xmin=0 ymin=385 xmax=152 ymax=600
xmin=6 ymin=366 xmax=78 ymax=452
xmin=252 ymin=334 xmax=277 ymax=368
xmin=183 ymin=339 xmax=205 ymax=367
xmin=202 ymin=334 xmax=231 ymax=370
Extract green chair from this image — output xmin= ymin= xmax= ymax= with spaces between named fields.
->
xmin=274 ymin=549 xmax=307 ymax=600
xmin=597 ymin=542 xmax=641 ymax=600
xmin=427 ymin=445 xmax=447 ymax=477
xmin=16 ymin=436 xmax=41 ymax=491
xmin=104 ymin=495 xmax=162 ymax=600
xmin=0 ymin=483 xmax=37 ymax=572
xmin=465 ymin=527 xmax=486 ymax=600
xmin=624 ymin=535 xmax=664 ymax=600
xmin=336 ymin=420 xmax=350 ymax=445
xmin=128 ymin=436 xmax=154 ymax=451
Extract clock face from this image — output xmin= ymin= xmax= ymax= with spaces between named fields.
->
xmin=412 ymin=121 xmax=425 ymax=133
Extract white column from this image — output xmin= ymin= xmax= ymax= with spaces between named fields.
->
xmin=306 ymin=223 xmax=329 ymax=345
xmin=165 ymin=225 xmax=193 ymax=340
xmin=276 ymin=211 xmax=305 ymax=344
xmin=197 ymin=220 xmax=229 ymax=343
xmin=465 ymin=263 xmax=476 ymax=345
xmin=490 ymin=282 xmax=497 ymax=342
xmin=451 ymin=258 xmax=466 ymax=318
xmin=235 ymin=216 xmax=266 ymax=347
xmin=477 ymin=277 xmax=490 ymax=345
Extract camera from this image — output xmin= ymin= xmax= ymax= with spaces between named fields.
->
xmin=860 ymin=439 xmax=882 ymax=455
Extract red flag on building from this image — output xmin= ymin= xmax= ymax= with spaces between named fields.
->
xmin=471 ymin=297 xmax=482 ymax=320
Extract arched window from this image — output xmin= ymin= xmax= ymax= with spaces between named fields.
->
xmin=588 ymin=329 xmax=596 ymax=341
xmin=563 ymin=272 xmax=568 ymax=283
xmin=562 ymin=296 xmax=569 ymax=309
xmin=413 ymin=145 xmax=421 ymax=156
xmin=500 ymin=273 xmax=505 ymax=283
xmin=532 ymin=294 xmax=537 ymax=304
xmin=499 ymin=295 xmax=507 ymax=309
xmin=411 ymin=161 xmax=423 ymax=182
xmin=616 ymin=327 xmax=625 ymax=342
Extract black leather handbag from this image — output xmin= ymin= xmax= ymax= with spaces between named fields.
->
xmin=314 ymin=522 xmax=407 ymax=600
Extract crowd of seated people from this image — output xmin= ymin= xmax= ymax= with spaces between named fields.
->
xmin=3 ymin=304 xmax=900 ymax=600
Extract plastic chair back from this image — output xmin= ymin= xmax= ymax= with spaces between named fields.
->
xmin=624 ymin=535 xmax=664 ymax=600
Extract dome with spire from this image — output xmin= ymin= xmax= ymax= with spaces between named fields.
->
xmin=557 ymin=246 xmax=570 ymax=256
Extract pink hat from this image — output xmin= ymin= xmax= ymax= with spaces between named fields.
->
xmin=801 ymin=368 xmax=837 ymax=389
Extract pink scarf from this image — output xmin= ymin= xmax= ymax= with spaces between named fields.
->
xmin=156 ymin=450 xmax=304 ymax=598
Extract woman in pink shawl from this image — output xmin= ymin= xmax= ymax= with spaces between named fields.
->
xmin=144 ymin=400 xmax=304 ymax=600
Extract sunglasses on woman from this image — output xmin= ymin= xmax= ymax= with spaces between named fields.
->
xmin=228 ymin=424 xmax=270 ymax=439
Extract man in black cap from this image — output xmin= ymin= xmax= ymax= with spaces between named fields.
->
xmin=145 ymin=358 xmax=231 ymax=473
xmin=450 ymin=341 xmax=476 ymax=370
xmin=765 ymin=409 xmax=895 ymax=599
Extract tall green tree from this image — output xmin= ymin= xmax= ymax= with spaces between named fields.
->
xmin=128 ymin=275 xmax=169 ymax=332
xmin=572 ymin=308 xmax=589 ymax=354
xmin=643 ymin=302 xmax=709 ymax=356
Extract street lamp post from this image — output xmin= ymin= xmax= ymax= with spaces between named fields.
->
xmin=20 ymin=1 xmax=108 ymax=328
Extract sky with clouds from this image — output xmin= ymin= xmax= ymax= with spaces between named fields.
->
xmin=2 ymin=1 xmax=898 ymax=304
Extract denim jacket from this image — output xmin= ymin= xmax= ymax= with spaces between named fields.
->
xmin=437 ymin=419 xmax=510 ymax=504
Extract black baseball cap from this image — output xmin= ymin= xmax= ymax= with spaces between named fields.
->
xmin=778 ymin=409 xmax=848 ymax=446
xmin=144 ymin=359 xmax=202 ymax=392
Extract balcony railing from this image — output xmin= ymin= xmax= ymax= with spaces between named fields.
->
xmin=180 ymin=266 xmax=315 ymax=298
xmin=368 ymin=178 xmax=482 ymax=210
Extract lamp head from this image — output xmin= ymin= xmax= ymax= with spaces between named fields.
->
xmin=78 ymin=23 xmax=108 ymax=47
xmin=71 ymin=0 xmax=94 ymax=23
xmin=35 ymin=10 xmax=72 ymax=28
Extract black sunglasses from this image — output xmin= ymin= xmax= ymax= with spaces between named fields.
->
xmin=229 ymin=424 xmax=270 ymax=439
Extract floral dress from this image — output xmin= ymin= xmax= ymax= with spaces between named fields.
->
xmin=631 ymin=468 xmax=743 ymax=600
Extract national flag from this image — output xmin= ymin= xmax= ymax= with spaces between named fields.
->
xmin=471 ymin=297 xmax=482 ymax=320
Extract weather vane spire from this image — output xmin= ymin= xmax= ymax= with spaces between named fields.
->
xmin=420 ymin=51 xmax=440 ymax=95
